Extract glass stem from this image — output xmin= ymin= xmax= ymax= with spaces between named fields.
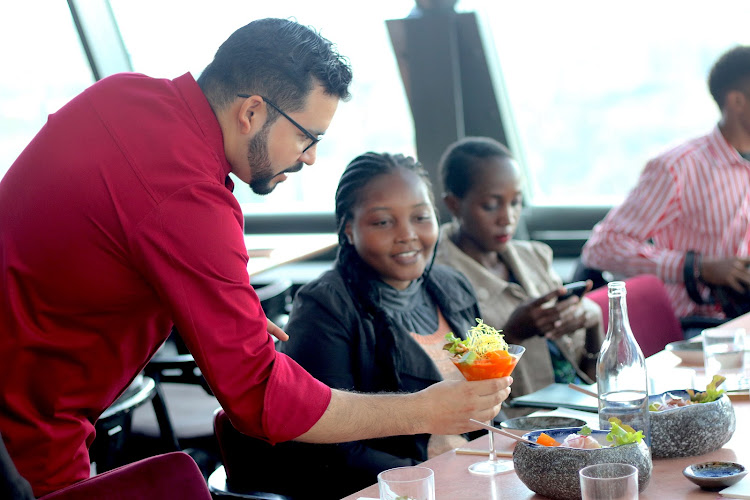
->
xmin=487 ymin=420 xmax=497 ymax=462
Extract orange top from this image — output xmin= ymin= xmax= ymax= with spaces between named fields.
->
xmin=409 ymin=309 xmax=464 ymax=381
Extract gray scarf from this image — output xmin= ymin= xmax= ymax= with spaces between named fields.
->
xmin=374 ymin=278 xmax=439 ymax=336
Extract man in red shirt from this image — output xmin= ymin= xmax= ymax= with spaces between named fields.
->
xmin=0 ymin=18 xmax=512 ymax=496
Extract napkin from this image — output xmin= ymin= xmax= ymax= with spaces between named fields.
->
xmin=720 ymin=476 xmax=750 ymax=499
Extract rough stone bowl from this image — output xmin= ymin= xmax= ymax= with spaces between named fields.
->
xmin=649 ymin=390 xmax=736 ymax=458
xmin=513 ymin=427 xmax=652 ymax=500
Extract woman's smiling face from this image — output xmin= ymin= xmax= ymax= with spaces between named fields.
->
xmin=345 ymin=168 xmax=438 ymax=290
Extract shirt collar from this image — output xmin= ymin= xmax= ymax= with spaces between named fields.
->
xmin=710 ymin=124 xmax=749 ymax=167
xmin=173 ymin=72 xmax=233 ymax=186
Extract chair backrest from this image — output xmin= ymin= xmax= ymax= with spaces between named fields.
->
xmin=212 ymin=409 xmax=293 ymax=499
xmin=90 ymin=374 xmax=172 ymax=472
xmin=586 ymin=274 xmax=684 ymax=358
xmin=39 ymin=452 xmax=211 ymax=500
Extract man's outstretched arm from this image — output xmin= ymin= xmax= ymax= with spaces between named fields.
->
xmin=295 ymin=377 xmax=512 ymax=443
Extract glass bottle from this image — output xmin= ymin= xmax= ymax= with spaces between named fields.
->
xmin=596 ymin=281 xmax=650 ymax=445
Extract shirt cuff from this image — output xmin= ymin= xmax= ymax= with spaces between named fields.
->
xmin=658 ymin=251 xmax=684 ymax=284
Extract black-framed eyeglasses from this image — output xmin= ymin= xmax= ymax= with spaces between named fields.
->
xmin=237 ymin=94 xmax=320 ymax=153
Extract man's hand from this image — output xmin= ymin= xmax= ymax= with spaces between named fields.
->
xmin=701 ymin=256 xmax=750 ymax=293
xmin=415 ymin=377 xmax=512 ymax=435
xmin=266 ymin=318 xmax=289 ymax=342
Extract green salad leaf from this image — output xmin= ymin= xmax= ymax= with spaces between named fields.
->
xmin=443 ymin=332 xmax=476 ymax=364
xmin=688 ymin=375 xmax=726 ymax=403
xmin=605 ymin=418 xmax=644 ymax=446
xmin=577 ymin=425 xmax=592 ymax=436
xmin=648 ymin=402 xmax=662 ymax=411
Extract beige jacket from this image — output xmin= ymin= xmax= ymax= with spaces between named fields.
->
xmin=435 ymin=222 xmax=604 ymax=416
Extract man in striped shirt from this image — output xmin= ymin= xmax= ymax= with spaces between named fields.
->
xmin=582 ymin=45 xmax=750 ymax=321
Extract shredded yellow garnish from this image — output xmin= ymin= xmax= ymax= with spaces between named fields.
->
xmin=464 ymin=318 xmax=508 ymax=356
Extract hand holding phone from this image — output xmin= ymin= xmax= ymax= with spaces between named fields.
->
xmin=557 ymin=280 xmax=588 ymax=302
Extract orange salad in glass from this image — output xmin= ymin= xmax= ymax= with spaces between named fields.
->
xmin=443 ymin=318 xmax=525 ymax=476
xmin=443 ymin=319 xmax=522 ymax=381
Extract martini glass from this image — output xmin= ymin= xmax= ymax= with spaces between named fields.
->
xmin=452 ymin=344 xmax=525 ymax=475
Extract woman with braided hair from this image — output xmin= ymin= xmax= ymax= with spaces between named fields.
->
xmin=278 ymin=152 xmax=510 ymax=496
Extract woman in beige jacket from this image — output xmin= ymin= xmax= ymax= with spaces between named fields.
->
xmin=434 ymin=137 xmax=603 ymax=417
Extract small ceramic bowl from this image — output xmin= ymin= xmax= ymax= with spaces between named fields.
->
xmin=499 ymin=416 xmax=587 ymax=437
xmin=649 ymin=390 xmax=736 ymax=458
xmin=683 ymin=461 xmax=747 ymax=490
xmin=513 ymin=427 xmax=652 ymax=500
xmin=665 ymin=340 xmax=704 ymax=365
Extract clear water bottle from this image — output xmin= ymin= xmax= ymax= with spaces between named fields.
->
xmin=596 ymin=281 xmax=650 ymax=445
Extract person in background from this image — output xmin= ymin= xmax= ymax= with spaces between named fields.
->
xmin=434 ymin=137 xmax=603 ymax=416
xmin=278 ymin=152 xmax=512 ymax=498
xmin=0 ymin=19 xmax=508 ymax=496
xmin=581 ymin=45 xmax=750 ymax=322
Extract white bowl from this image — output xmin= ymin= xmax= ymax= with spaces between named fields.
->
xmin=665 ymin=340 xmax=703 ymax=366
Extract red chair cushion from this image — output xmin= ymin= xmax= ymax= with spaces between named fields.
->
xmin=39 ymin=452 xmax=210 ymax=500
xmin=587 ymin=274 xmax=684 ymax=358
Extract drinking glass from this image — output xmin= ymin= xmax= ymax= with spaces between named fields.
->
xmin=452 ymin=344 xmax=525 ymax=475
xmin=378 ymin=466 xmax=435 ymax=500
xmin=702 ymin=327 xmax=748 ymax=390
xmin=579 ymin=463 xmax=638 ymax=500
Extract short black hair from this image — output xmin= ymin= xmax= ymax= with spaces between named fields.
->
xmin=439 ymin=136 xmax=512 ymax=198
xmin=198 ymin=18 xmax=352 ymax=113
xmin=708 ymin=45 xmax=750 ymax=109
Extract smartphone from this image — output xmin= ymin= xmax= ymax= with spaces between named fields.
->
xmin=557 ymin=281 xmax=588 ymax=302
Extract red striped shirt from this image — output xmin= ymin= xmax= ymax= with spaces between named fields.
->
xmin=582 ymin=126 xmax=750 ymax=318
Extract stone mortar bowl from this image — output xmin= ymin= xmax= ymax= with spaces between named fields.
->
xmin=649 ymin=390 xmax=736 ymax=458
xmin=513 ymin=427 xmax=652 ymax=500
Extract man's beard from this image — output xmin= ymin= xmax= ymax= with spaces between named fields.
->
xmin=246 ymin=127 xmax=304 ymax=196
xmin=247 ymin=125 xmax=276 ymax=195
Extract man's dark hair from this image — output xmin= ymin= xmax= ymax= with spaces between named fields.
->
xmin=708 ymin=45 xmax=750 ymax=109
xmin=439 ymin=136 xmax=513 ymax=198
xmin=333 ymin=152 xmax=434 ymax=391
xmin=198 ymin=18 xmax=352 ymax=114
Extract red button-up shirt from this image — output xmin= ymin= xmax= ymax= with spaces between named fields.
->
xmin=582 ymin=126 xmax=750 ymax=318
xmin=0 ymin=72 xmax=330 ymax=496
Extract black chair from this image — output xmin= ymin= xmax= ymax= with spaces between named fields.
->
xmin=89 ymin=374 xmax=177 ymax=472
xmin=137 ymin=279 xmax=296 ymax=477
xmin=570 ymin=257 xmax=611 ymax=291
xmin=145 ymin=278 xmax=294 ymax=393
xmin=253 ymin=278 xmax=293 ymax=330
xmin=208 ymin=409 xmax=293 ymax=500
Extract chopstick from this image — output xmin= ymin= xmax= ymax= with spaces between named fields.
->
xmin=455 ymin=448 xmax=513 ymax=458
xmin=568 ymin=383 xmax=598 ymax=398
xmin=469 ymin=419 xmax=579 ymax=449
xmin=469 ymin=419 xmax=542 ymax=446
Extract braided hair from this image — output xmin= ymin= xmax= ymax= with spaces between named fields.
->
xmin=334 ymin=152 xmax=436 ymax=391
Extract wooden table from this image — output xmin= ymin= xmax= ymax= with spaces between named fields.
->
xmin=244 ymin=233 xmax=337 ymax=277
xmin=342 ymin=356 xmax=750 ymax=500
